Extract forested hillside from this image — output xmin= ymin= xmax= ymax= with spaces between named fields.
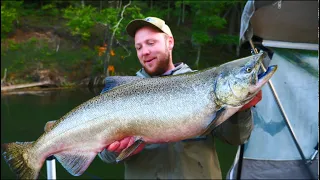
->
xmin=1 ymin=0 xmax=249 ymax=87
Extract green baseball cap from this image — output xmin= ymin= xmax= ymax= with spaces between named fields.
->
xmin=126 ymin=17 xmax=173 ymax=38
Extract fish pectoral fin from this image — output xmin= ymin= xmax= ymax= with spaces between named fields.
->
xmin=200 ymin=107 xmax=242 ymax=136
xmin=116 ymin=137 xmax=144 ymax=163
xmin=54 ymin=150 xmax=96 ymax=176
xmin=200 ymin=108 xmax=226 ymax=136
xmin=44 ymin=120 xmax=57 ymax=132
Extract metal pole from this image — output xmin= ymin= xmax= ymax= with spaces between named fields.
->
xmin=46 ymin=156 xmax=56 ymax=180
xmin=248 ymin=39 xmax=316 ymax=180
xmin=236 ymin=144 xmax=245 ymax=180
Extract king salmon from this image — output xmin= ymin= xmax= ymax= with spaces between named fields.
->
xmin=1 ymin=51 xmax=277 ymax=179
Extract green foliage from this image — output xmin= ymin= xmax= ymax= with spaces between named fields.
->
xmin=95 ymin=7 xmax=119 ymax=28
xmin=40 ymin=3 xmax=60 ymax=17
xmin=18 ymin=2 xmax=60 ymax=18
xmin=191 ymin=31 xmax=211 ymax=46
xmin=212 ymin=34 xmax=239 ymax=45
xmin=125 ymin=6 xmax=145 ymax=20
xmin=144 ymin=9 xmax=167 ymax=20
xmin=62 ymin=3 xmax=143 ymax=42
xmin=186 ymin=1 xmax=232 ymax=46
xmin=19 ymin=3 xmax=38 ymax=16
xmin=1 ymin=37 xmax=97 ymax=80
xmin=142 ymin=1 xmax=168 ymax=20
xmin=116 ymin=5 xmax=144 ymax=40
xmin=95 ymin=4 xmax=144 ymax=41
xmin=1 ymin=1 xmax=23 ymax=39
xmin=63 ymin=5 xmax=98 ymax=41
xmin=195 ymin=15 xmax=227 ymax=29
xmin=8 ymin=39 xmax=22 ymax=50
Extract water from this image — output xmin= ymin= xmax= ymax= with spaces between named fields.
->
xmin=1 ymin=88 xmax=238 ymax=179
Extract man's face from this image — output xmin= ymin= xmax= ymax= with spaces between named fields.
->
xmin=134 ymin=26 xmax=174 ymax=76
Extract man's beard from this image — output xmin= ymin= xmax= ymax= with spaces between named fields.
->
xmin=144 ymin=50 xmax=171 ymax=76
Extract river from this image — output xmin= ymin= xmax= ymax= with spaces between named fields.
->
xmin=1 ymin=88 xmax=237 ymax=179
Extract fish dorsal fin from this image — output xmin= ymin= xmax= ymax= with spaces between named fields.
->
xmin=101 ymin=76 xmax=144 ymax=94
xmin=116 ymin=137 xmax=144 ymax=163
xmin=54 ymin=151 xmax=96 ymax=176
xmin=44 ymin=120 xmax=57 ymax=132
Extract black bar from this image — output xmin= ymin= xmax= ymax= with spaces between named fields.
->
xmin=46 ymin=155 xmax=55 ymax=161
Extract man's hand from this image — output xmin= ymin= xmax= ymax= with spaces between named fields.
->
xmin=240 ymin=90 xmax=262 ymax=111
xmin=106 ymin=137 xmax=145 ymax=156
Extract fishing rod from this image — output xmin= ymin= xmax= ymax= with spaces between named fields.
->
xmin=236 ymin=22 xmax=316 ymax=180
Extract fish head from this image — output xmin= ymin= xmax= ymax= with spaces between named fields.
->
xmin=214 ymin=51 xmax=277 ymax=107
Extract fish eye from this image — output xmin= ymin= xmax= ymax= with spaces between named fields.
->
xmin=246 ymin=67 xmax=252 ymax=73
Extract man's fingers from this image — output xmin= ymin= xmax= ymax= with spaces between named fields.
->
xmin=256 ymin=90 xmax=262 ymax=101
xmin=106 ymin=137 xmax=145 ymax=156
xmin=240 ymin=90 xmax=263 ymax=111
xmin=115 ymin=137 xmax=131 ymax=153
xmin=127 ymin=137 xmax=135 ymax=147
xmin=106 ymin=141 xmax=120 ymax=152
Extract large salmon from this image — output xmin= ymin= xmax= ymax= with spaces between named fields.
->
xmin=1 ymin=52 xmax=277 ymax=179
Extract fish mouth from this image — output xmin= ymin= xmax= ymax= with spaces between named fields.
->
xmin=258 ymin=65 xmax=277 ymax=81
xmin=243 ymin=65 xmax=277 ymax=103
xmin=253 ymin=65 xmax=277 ymax=91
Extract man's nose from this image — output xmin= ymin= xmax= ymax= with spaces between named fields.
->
xmin=141 ymin=47 xmax=150 ymax=56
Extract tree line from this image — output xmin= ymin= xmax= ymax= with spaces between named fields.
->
xmin=1 ymin=0 xmax=245 ymax=75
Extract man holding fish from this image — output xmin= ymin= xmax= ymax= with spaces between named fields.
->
xmin=98 ymin=17 xmax=262 ymax=179
xmin=2 ymin=15 xmax=276 ymax=179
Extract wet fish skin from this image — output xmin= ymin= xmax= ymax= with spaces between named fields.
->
xmin=1 ymin=51 xmax=277 ymax=179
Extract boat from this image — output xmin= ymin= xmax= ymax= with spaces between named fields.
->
xmin=227 ymin=1 xmax=318 ymax=179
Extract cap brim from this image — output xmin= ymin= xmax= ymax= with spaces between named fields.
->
xmin=126 ymin=19 xmax=164 ymax=38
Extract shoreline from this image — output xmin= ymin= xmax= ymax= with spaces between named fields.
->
xmin=1 ymin=84 xmax=104 ymax=96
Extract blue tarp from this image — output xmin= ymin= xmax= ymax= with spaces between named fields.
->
xmin=244 ymin=48 xmax=318 ymax=160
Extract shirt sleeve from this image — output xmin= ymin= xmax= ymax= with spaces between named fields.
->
xmin=212 ymin=108 xmax=254 ymax=145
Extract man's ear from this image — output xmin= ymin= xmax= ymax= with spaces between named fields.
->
xmin=168 ymin=36 xmax=174 ymax=50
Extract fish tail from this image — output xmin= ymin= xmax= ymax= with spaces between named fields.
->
xmin=1 ymin=141 xmax=41 ymax=179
